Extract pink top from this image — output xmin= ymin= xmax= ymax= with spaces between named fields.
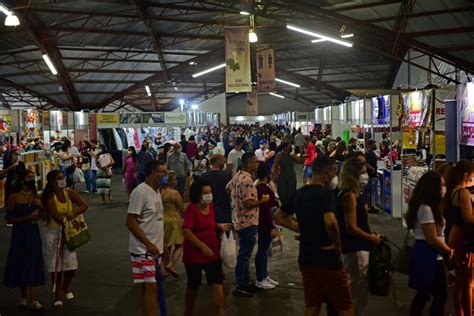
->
xmin=226 ymin=171 xmax=259 ymax=230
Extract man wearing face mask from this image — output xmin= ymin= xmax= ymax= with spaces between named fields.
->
xmin=275 ymin=157 xmax=354 ymax=316
xmin=166 ymin=143 xmax=189 ymax=198
xmin=126 ymin=160 xmax=168 ymax=316
xmin=201 ymin=155 xmax=232 ymax=224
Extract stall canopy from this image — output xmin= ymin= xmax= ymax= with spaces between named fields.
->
xmin=0 ymin=0 xmax=473 ymax=112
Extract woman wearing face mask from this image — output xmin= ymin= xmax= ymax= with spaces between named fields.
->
xmin=254 ymin=163 xmax=280 ymax=290
xmin=406 ymin=171 xmax=453 ymax=316
xmin=160 ymin=171 xmax=185 ymax=278
xmin=123 ymin=146 xmax=137 ymax=203
xmin=3 ymin=170 xmax=46 ymax=311
xmin=0 ymin=149 xmax=26 ymax=217
xmin=96 ymin=144 xmax=115 ymax=204
xmin=182 ymin=178 xmax=232 ymax=316
xmin=336 ymin=157 xmax=381 ymax=316
xmin=444 ymin=160 xmax=474 ymax=316
xmin=192 ymin=149 xmax=208 ymax=180
xmin=41 ymin=170 xmax=88 ymax=309
xmin=273 ymin=142 xmax=297 ymax=206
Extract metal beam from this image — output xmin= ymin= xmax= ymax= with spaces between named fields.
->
xmin=405 ymin=26 xmax=474 ymax=37
xmin=365 ymin=6 xmax=474 ymax=23
xmin=329 ymin=0 xmax=401 ymax=12
xmin=0 ymin=78 xmax=62 ymax=108
xmin=15 ymin=1 xmax=80 ymax=110
xmin=133 ymin=0 xmax=168 ymax=81
xmin=386 ymin=0 xmax=417 ymax=88
xmin=47 ymin=26 xmax=223 ymax=40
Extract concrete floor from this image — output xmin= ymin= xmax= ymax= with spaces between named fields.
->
xmin=0 ymin=165 xmax=455 ymax=315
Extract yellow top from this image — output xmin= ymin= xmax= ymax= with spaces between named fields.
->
xmin=47 ymin=189 xmax=73 ymax=229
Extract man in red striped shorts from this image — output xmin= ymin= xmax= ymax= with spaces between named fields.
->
xmin=126 ymin=160 xmax=168 ymax=316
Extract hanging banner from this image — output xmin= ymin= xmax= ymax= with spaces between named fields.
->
xmin=0 ymin=114 xmax=12 ymax=133
xmin=43 ymin=111 xmax=50 ymax=129
xmin=88 ymin=114 xmax=97 ymax=140
xmin=372 ymin=95 xmax=390 ymax=125
xmin=460 ymin=83 xmax=474 ymax=146
xmin=96 ymin=113 xmax=119 ymax=125
xmin=246 ymin=86 xmax=259 ymax=115
xmin=256 ymin=47 xmax=276 ymax=93
xmin=225 ymin=26 xmax=252 ymax=93
xmin=401 ymin=90 xmax=432 ymax=127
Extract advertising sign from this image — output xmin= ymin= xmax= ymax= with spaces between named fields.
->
xmin=401 ymin=90 xmax=432 ymax=127
xmin=88 ymin=114 xmax=97 ymax=140
xmin=96 ymin=113 xmax=119 ymax=125
xmin=164 ymin=112 xmax=186 ymax=125
xmin=225 ymin=26 xmax=252 ymax=93
xmin=246 ymin=86 xmax=259 ymax=115
xmin=256 ymin=47 xmax=276 ymax=93
xmin=460 ymin=83 xmax=474 ymax=146
xmin=372 ymin=95 xmax=390 ymax=125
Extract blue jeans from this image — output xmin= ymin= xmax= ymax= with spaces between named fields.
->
xmin=60 ymin=166 xmax=74 ymax=188
xmin=90 ymin=170 xmax=97 ymax=192
xmin=84 ymin=169 xmax=93 ymax=192
xmin=235 ymin=225 xmax=258 ymax=287
xmin=255 ymin=231 xmax=273 ymax=282
xmin=176 ymin=176 xmax=185 ymax=197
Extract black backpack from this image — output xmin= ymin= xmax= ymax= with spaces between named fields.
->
xmin=368 ymin=237 xmax=393 ymax=296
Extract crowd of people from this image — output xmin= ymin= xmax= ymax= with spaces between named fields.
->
xmin=2 ymin=123 xmax=474 ymax=316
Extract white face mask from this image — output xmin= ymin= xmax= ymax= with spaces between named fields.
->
xmin=57 ymin=179 xmax=67 ymax=188
xmin=201 ymin=193 xmax=213 ymax=204
xmin=359 ymin=173 xmax=369 ymax=189
xmin=328 ymin=175 xmax=339 ymax=190
xmin=441 ymin=186 xmax=447 ymax=198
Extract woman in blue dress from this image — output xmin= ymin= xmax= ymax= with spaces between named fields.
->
xmin=3 ymin=169 xmax=46 ymax=311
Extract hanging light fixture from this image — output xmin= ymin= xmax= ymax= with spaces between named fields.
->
xmin=42 ymin=54 xmax=58 ymax=75
xmin=0 ymin=4 xmax=20 ymax=27
xmin=249 ymin=14 xmax=258 ymax=43
xmin=287 ymin=24 xmax=353 ymax=48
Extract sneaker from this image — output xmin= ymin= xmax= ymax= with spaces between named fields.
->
xmin=265 ymin=276 xmax=279 ymax=286
xmin=82 ymin=190 xmax=90 ymax=194
xmin=232 ymin=285 xmax=254 ymax=297
xmin=255 ymin=280 xmax=276 ymax=290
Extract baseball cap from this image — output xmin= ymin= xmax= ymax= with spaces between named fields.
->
xmin=259 ymin=139 xmax=268 ymax=145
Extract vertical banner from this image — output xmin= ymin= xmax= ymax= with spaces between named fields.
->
xmin=225 ymin=26 xmax=252 ymax=93
xmin=256 ymin=47 xmax=276 ymax=93
xmin=246 ymin=86 xmax=259 ymax=115
xmin=88 ymin=113 xmax=97 ymax=140
xmin=401 ymin=90 xmax=432 ymax=127
xmin=460 ymin=83 xmax=474 ymax=145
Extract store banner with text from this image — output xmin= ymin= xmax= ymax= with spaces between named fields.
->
xmin=96 ymin=113 xmax=119 ymax=126
xmin=88 ymin=114 xmax=97 ymax=140
xmin=401 ymin=90 xmax=432 ymax=127
xmin=460 ymin=83 xmax=474 ymax=145
xmin=246 ymin=86 xmax=259 ymax=115
xmin=256 ymin=47 xmax=276 ymax=93
xmin=164 ymin=112 xmax=187 ymax=125
xmin=225 ymin=26 xmax=252 ymax=93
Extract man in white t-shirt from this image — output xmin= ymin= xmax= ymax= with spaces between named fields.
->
xmin=126 ymin=160 xmax=168 ymax=316
xmin=227 ymin=137 xmax=245 ymax=176
xmin=254 ymin=140 xmax=268 ymax=162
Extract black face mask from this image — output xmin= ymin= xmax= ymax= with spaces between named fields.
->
xmin=24 ymin=179 xmax=36 ymax=191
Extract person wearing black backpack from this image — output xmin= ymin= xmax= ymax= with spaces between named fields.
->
xmin=406 ymin=171 xmax=454 ymax=316
xmin=336 ymin=157 xmax=381 ymax=316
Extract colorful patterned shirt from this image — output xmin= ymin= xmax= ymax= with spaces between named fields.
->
xmin=226 ymin=171 xmax=258 ymax=230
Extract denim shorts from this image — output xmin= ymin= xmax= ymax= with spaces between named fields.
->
xmin=303 ymin=165 xmax=312 ymax=178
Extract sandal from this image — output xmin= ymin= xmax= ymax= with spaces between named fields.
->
xmin=18 ymin=298 xmax=28 ymax=309
xmin=29 ymin=301 xmax=46 ymax=311
xmin=65 ymin=292 xmax=74 ymax=301
xmin=53 ymin=301 xmax=64 ymax=309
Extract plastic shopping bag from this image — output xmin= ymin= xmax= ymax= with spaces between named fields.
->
xmin=220 ymin=230 xmax=237 ymax=269
xmin=72 ymin=168 xmax=85 ymax=183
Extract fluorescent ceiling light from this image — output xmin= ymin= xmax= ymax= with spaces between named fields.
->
xmin=0 ymin=4 xmax=10 ymax=16
xmin=236 ymin=116 xmax=244 ymax=121
xmin=192 ymin=63 xmax=226 ymax=78
xmin=145 ymin=85 xmax=151 ymax=96
xmin=311 ymin=38 xmax=326 ymax=43
xmin=240 ymin=11 xmax=250 ymax=15
xmin=4 ymin=14 xmax=19 ymax=26
xmin=249 ymin=31 xmax=258 ymax=43
xmin=287 ymin=24 xmax=353 ymax=48
xmin=42 ymin=54 xmax=58 ymax=75
xmin=340 ymin=33 xmax=354 ymax=38
xmin=275 ymin=78 xmax=301 ymax=88
xmin=269 ymin=92 xmax=285 ymax=99
xmin=189 ymin=61 xmax=197 ymax=65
